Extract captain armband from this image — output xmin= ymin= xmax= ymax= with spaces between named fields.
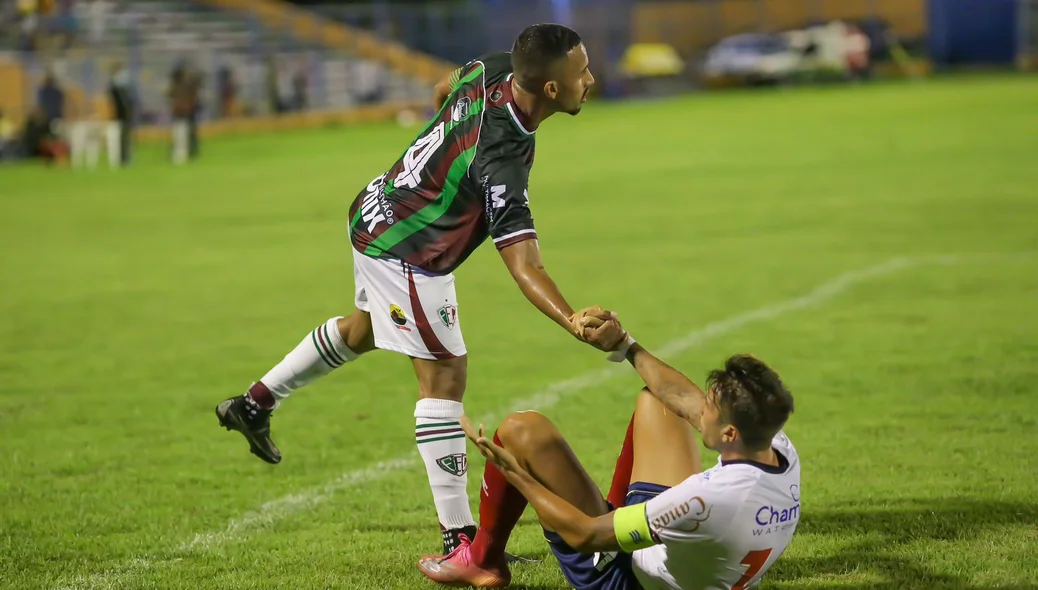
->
xmin=613 ymin=504 xmax=656 ymax=553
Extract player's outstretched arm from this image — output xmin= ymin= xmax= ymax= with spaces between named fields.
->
xmin=625 ymin=343 xmax=708 ymax=431
xmin=499 ymin=240 xmax=621 ymax=350
xmin=499 ymin=240 xmax=575 ymax=331
xmin=461 ymin=417 xmax=626 ymax=554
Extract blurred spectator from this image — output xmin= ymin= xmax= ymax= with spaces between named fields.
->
xmin=187 ymin=65 xmax=202 ymax=158
xmin=168 ymin=62 xmax=201 ymax=163
xmin=37 ymin=69 xmax=65 ymax=124
xmin=845 ymin=24 xmax=872 ymax=80
xmin=108 ymin=61 xmax=134 ymax=165
xmin=217 ymin=65 xmax=238 ymax=118
xmin=266 ymin=56 xmax=286 ymax=114
xmin=0 ymin=109 xmax=17 ymax=161
xmin=21 ymin=106 xmax=69 ymax=165
xmin=352 ymin=60 xmax=386 ymax=105
xmin=292 ymin=66 xmax=308 ymax=112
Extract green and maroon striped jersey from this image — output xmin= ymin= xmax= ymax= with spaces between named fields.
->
xmin=348 ymin=53 xmax=538 ymax=275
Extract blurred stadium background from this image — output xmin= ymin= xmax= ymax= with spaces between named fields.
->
xmin=0 ymin=0 xmax=1035 ymax=150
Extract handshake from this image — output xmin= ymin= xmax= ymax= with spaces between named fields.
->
xmin=568 ymin=306 xmax=628 ymax=352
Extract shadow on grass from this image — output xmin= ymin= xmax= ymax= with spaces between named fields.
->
xmin=768 ymin=498 xmax=1038 ymax=589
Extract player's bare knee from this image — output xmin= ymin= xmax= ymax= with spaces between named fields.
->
xmin=636 ymin=387 xmax=666 ymax=413
xmin=497 ymin=410 xmax=560 ymax=452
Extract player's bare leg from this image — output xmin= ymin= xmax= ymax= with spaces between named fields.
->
xmin=215 ymin=309 xmax=376 ymax=464
xmin=606 ymin=388 xmax=700 ymax=509
xmin=411 ymin=355 xmax=482 ymax=554
xmin=418 ymin=410 xmax=608 ymax=588
xmin=629 ymin=388 xmax=702 ymax=486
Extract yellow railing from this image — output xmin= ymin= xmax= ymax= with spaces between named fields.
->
xmin=194 ymin=0 xmax=457 ymax=84
xmin=0 ymin=58 xmax=30 ymax=124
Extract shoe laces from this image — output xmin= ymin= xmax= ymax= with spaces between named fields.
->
xmin=440 ymin=532 xmax=472 ymax=561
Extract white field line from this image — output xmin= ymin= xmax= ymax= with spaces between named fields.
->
xmin=55 ymin=253 xmax=1029 ymax=589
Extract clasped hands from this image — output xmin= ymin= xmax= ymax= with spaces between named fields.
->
xmin=569 ymin=305 xmax=626 ymax=352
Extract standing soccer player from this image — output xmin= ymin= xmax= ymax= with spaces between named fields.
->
xmin=419 ymin=319 xmax=800 ymax=589
xmin=215 ymin=24 xmax=620 ymax=555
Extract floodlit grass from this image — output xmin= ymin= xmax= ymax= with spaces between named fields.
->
xmin=2 ymin=74 xmax=1037 ymax=589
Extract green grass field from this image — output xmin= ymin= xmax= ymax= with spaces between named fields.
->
xmin=2 ymin=74 xmax=1037 ymax=590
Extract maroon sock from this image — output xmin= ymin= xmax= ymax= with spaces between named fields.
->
xmin=607 ymin=414 xmax=636 ymax=508
xmin=247 ymin=382 xmax=276 ymax=409
xmin=469 ymin=432 xmax=528 ymax=567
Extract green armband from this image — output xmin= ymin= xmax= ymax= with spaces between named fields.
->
xmin=613 ymin=504 xmax=655 ymax=553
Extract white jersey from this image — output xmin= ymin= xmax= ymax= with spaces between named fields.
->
xmin=631 ymin=432 xmax=801 ymax=590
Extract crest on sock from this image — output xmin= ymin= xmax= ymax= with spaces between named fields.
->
xmin=436 ymin=453 xmax=468 ymax=476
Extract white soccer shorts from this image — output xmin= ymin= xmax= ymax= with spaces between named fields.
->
xmin=352 ymin=247 xmax=466 ymax=360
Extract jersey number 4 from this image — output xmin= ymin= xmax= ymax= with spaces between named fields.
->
xmin=732 ymin=548 xmax=773 ymax=590
xmin=396 ymin=122 xmax=446 ymax=190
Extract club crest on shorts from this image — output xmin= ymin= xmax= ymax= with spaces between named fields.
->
xmin=390 ymin=304 xmax=408 ymax=326
xmin=436 ymin=453 xmax=467 ymax=476
xmin=438 ymin=304 xmax=458 ymax=330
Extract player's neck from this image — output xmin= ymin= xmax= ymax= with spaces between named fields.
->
xmin=510 ymin=78 xmax=552 ymax=130
xmin=720 ymin=446 xmax=779 ymax=467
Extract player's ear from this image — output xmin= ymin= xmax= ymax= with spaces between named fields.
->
xmin=544 ymin=80 xmax=558 ymax=100
xmin=721 ymin=424 xmax=738 ymax=445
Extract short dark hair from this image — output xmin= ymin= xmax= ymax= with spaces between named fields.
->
xmin=511 ymin=24 xmax=582 ymax=92
xmin=707 ymin=355 xmax=794 ymax=450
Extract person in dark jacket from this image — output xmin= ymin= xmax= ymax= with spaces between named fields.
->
xmin=108 ymin=61 xmax=135 ymax=165
xmin=36 ymin=69 xmax=65 ymax=125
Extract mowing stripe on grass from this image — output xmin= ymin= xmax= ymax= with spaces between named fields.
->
xmin=55 ymin=253 xmax=1032 ymax=590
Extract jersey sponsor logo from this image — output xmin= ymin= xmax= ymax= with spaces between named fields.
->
xmin=490 ymin=184 xmax=507 ymax=209
xmin=755 ymin=504 xmax=799 ymax=526
xmin=360 ymin=173 xmax=394 ymax=231
xmin=438 ymin=304 xmax=458 ymax=330
xmin=651 ymin=496 xmax=711 ymax=533
xmin=389 ymin=304 xmax=411 ymax=331
xmin=753 ymin=502 xmax=800 ymax=536
xmin=481 ymin=176 xmax=493 ymax=223
xmin=789 ymin=484 xmax=800 ymax=502
xmin=435 ymin=453 xmax=468 ymax=476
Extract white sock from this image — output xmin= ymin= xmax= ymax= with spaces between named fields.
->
xmin=415 ymin=398 xmax=476 ymax=531
xmin=255 ymin=317 xmax=357 ymax=404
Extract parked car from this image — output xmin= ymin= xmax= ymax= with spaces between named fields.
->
xmin=702 ymin=33 xmax=804 ymax=83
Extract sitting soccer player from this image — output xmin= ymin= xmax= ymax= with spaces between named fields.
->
xmin=418 ymin=322 xmax=799 ymax=589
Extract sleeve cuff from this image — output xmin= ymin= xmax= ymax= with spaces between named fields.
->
xmin=493 ymin=229 xmax=538 ymax=250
